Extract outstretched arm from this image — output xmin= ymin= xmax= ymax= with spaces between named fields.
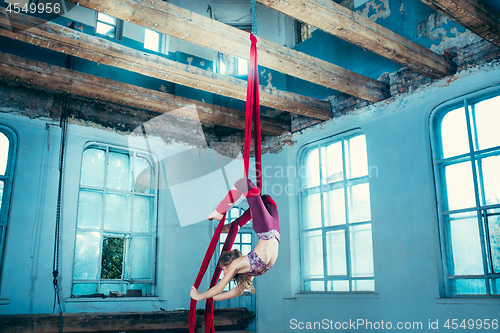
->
xmin=190 ymin=264 xmax=237 ymax=301
xmin=213 ymin=286 xmax=243 ymax=301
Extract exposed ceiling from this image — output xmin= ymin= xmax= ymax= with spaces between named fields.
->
xmin=1 ymin=0 xmax=500 ymax=139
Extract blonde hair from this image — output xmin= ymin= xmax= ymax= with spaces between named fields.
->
xmin=218 ymin=249 xmax=255 ymax=293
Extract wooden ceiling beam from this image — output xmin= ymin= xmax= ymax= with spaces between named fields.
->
xmin=0 ymin=52 xmax=289 ymax=135
xmin=66 ymin=0 xmax=390 ymax=102
xmin=257 ymin=0 xmax=456 ymax=79
xmin=0 ymin=8 xmax=330 ymax=120
xmin=420 ymin=0 xmax=500 ymax=47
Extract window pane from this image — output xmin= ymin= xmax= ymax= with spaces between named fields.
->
xmin=326 ymin=230 xmax=346 ymax=276
xmin=486 ymin=211 xmax=500 ymax=273
xmin=242 ymin=233 xmax=251 ymax=243
xmin=101 ymin=237 xmax=124 ymax=279
xmin=73 ymin=231 xmax=101 ymax=280
xmin=490 ymin=279 xmax=500 ymax=295
xmin=322 ymin=141 xmax=343 ymax=183
xmin=0 ymin=132 xmax=9 ymax=175
xmin=144 ymin=29 xmax=160 ymax=52
xmin=104 ymin=193 xmax=131 ymax=232
xmin=81 ymin=148 xmax=105 ymax=188
xmin=326 ymin=280 xmax=349 ymax=292
xmin=242 ymin=244 xmax=251 ymax=255
xmin=441 ymin=107 xmax=469 ymax=158
xmin=303 ymin=230 xmax=324 ymax=278
xmin=323 ymin=187 xmax=346 ymax=226
xmin=304 ymin=280 xmax=324 ymax=292
xmin=107 ymin=152 xmax=131 ymax=191
xmin=352 ymin=279 xmax=375 ymax=292
xmin=350 ymin=224 xmax=374 ymax=277
xmin=133 ymin=195 xmax=152 ymax=232
xmin=443 ymin=162 xmax=476 ymax=211
xmin=77 ymin=190 xmax=102 ymax=229
xmin=446 ymin=212 xmax=484 ymax=276
xmin=72 ymin=283 xmax=98 ymax=296
xmin=345 ymin=135 xmax=368 ymax=179
xmin=131 ymin=236 xmax=152 ymax=279
xmin=96 ymin=22 xmax=116 ymax=38
xmin=303 ymin=193 xmax=322 ymax=229
xmin=237 ymin=58 xmax=248 ymax=75
xmin=449 ymin=279 xmax=486 ymax=296
xmin=304 ymin=149 xmax=320 ymax=188
xmin=101 ymin=283 xmax=126 ymax=295
xmin=348 ymin=183 xmax=371 ymax=223
xmin=135 ymin=156 xmax=154 ymax=194
xmin=478 ymin=156 xmax=500 ymax=206
xmin=98 ymin=12 xmax=116 ymax=25
xmin=474 ymin=96 xmax=500 ymax=151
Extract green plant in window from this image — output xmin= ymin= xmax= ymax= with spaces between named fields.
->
xmin=101 ymin=237 xmax=124 ymax=279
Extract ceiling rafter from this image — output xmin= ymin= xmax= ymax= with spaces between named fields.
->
xmin=0 ymin=8 xmax=331 ymax=121
xmin=420 ymin=0 xmax=500 ymax=48
xmin=65 ymin=0 xmax=390 ymax=102
xmin=257 ymin=0 xmax=456 ymax=79
xmin=0 ymin=52 xmax=290 ymax=135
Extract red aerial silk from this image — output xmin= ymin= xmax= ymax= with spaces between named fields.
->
xmin=189 ymin=33 xmax=262 ymax=333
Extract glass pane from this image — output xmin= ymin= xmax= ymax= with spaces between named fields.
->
xmin=131 ymin=237 xmax=152 ymax=279
xmin=304 ymin=280 xmax=324 ymax=292
xmin=0 ymin=132 xmax=9 ymax=175
xmin=96 ymin=23 xmax=115 ymax=37
xmin=241 ymin=233 xmax=251 ymax=243
xmin=479 ymin=155 xmax=500 ymax=206
xmin=104 ymin=193 xmax=131 ymax=232
xmin=229 ymin=207 xmax=241 ymax=222
xmin=449 ymin=279 xmax=486 ymax=295
xmin=98 ymin=12 xmax=116 ymax=25
xmin=303 ymin=192 xmax=322 ymax=229
xmin=304 ymin=149 xmax=320 ymax=188
xmin=326 ymin=280 xmax=349 ymax=292
xmin=446 ymin=212 xmax=484 ymax=276
xmin=101 ymin=283 xmax=126 ymax=295
xmin=303 ymin=230 xmax=324 ymax=278
xmin=81 ymin=148 xmax=105 ymax=188
xmin=443 ymin=162 xmax=476 ymax=211
xmin=348 ymin=183 xmax=371 ymax=223
xmin=490 ymin=279 xmax=500 ymax=295
xmin=77 ymin=190 xmax=102 ymax=229
xmin=322 ymin=141 xmax=343 ymax=183
xmin=73 ymin=231 xmax=101 ymax=280
xmin=133 ymin=195 xmax=152 ymax=232
xmin=345 ymin=135 xmax=368 ymax=179
xmin=326 ymin=230 xmax=347 ymax=276
xmin=237 ymin=58 xmax=248 ymax=75
xmin=241 ymin=244 xmax=251 ymax=254
xmin=474 ymin=96 xmax=500 ymax=151
xmin=135 ymin=156 xmax=154 ymax=194
xmin=144 ymin=29 xmax=160 ymax=52
xmin=350 ymin=224 xmax=374 ymax=277
xmin=441 ymin=107 xmax=470 ymax=158
xmin=486 ymin=211 xmax=500 ymax=273
xmin=101 ymin=237 xmax=124 ymax=279
xmin=0 ymin=181 xmax=4 ymax=212
xmin=72 ymin=283 xmax=97 ymax=296
xmin=352 ymin=279 xmax=375 ymax=292
xmin=323 ymin=186 xmax=346 ymax=226
xmin=107 ymin=151 xmax=131 ymax=191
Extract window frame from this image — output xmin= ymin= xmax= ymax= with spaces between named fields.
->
xmin=430 ymin=86 xmax=500 ymax=298
xmin=71 ymin=142 xmax=159 ymax=297
xmin=0 ymin=125 xmax=17 ymax=290
xmin=297 ymin=129 xmax=375 ymax=293
xmin=95 ymin=11 xmax=123 ymax=40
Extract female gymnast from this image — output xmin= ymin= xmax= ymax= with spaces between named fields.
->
xmin=190 ymin=178 xmax=280 ymax=301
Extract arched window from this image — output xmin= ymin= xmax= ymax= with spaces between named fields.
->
xmin=298 ymin=131 xmax=374 ymax=292
xmin=0 ymin=125 xmax=17 ymax=284
xmin=431 ymin=89 xmax=500 ymax=297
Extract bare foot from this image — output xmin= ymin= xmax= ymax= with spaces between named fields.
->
xmin=208 ymin=210 xmax=223 ymax=221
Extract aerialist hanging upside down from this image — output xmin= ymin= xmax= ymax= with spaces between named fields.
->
xmin=190 ymin=178 xmax=280 ymax=301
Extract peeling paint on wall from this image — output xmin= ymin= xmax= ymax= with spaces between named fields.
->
xmin=356 ymin=0 xmax=390 ymax=21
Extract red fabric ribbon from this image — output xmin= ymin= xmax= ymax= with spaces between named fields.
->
xmin=189 ymin=33 xmax=261 ymax=333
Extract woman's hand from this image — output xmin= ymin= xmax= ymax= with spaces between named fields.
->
xmin=190 ymin=286 xmax=202 ymax=301
xmin=221 ymin=223 xmax=232 ymax=233
xmin=208 ymin=210 xmax=223 ymax=221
